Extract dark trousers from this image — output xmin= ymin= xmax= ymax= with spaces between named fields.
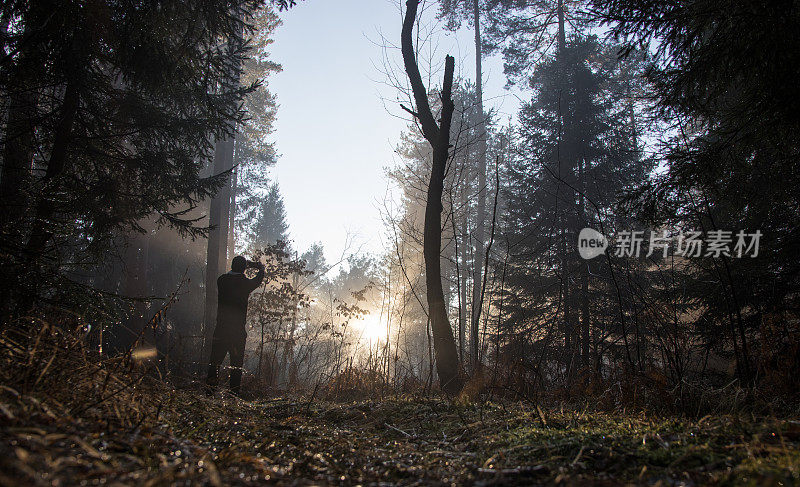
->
xmin=205 ymin=328 xmax=246 ymax=395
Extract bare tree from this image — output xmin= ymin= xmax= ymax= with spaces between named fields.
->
xmin=400 ymin=0 xmax=463 ymax=395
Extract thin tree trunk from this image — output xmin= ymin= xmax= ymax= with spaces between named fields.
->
xmin=563 ymin=256 xmax=573 ymax=376
xmin=470 ymin=0 xmax=488 ymax=370
xmin=202 ymin=139 xmax=232 ymax=361
xmin=130 ymin=232 xmax=152 ymax=352
xmin=217 ymin=139 xmax=233 ymax=270
xmin=450 ymin=190 xmax=465 ymax=365
xmin=401 ymin=0 xmax=463 ymax=395
xmin=0 ymin=81 xmax=37 ymax=229
xmin=579 ymin=157 xmax=590 ymax=368
xmin=228 ymin=163 xmax=238 ymax=260
xmin=280 ymin=255 xmax=299 ymax=386
xmin=581 ymin=261 xmax=590 ymax=367
xmin=476 ymin=156 xmax=501 ymax=365
xmin=121 ymin=239 xmax=140 ymax=350
xmin=23 ymin=80 xmax=80 ymax=259
xmin=258 ymin=319 xmax=265 ymax=381
xmin=0 ymin=20 xmax=41 ymax=233
xmin=202 ymin=23 xmax=241 ymax=362
xmin=557 ymin=0 xmax=566 ymax=53
xmin=458 ymin=210 xmax=467 ymax=363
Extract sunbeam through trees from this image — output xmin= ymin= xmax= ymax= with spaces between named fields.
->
xmin=1 ymin=0 xmax=799 ymax=485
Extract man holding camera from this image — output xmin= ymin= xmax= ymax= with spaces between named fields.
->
xmin=205 ymin=255 xmax=265 ymax=396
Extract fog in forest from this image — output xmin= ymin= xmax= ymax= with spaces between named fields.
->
xmin=1 ymin=0 xmax=798 ymax=485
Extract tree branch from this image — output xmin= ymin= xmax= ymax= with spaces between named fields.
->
xmin=399 ymin=103 xmax=419 ymax=119
xmin=401 ymin=0 xmax=439 ymax=142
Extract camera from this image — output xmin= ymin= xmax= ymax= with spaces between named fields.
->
xmin=246 ymin=259 xmax=262 ymax=269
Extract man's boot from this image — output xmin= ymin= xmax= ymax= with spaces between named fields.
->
xmin=230 ymin=367 xmax=242 ymax=397
xmin=205 ymin=364 xmax=219 ymax=396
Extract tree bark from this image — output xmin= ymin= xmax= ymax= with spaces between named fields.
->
xmin=401 ymin=0 xmax=463 ymax=395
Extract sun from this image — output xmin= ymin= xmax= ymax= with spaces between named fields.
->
xmin=353 ymin=313 xmax=386 ymax=343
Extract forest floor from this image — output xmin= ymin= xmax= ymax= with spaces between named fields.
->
xmin=1 ymin=325 xmax=798 ymax=486
xmin=2 ymin=384 xmax=799 ymax=486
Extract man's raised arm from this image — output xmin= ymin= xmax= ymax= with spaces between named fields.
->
xmin=248 ymin=260 xmax=265 ymax=291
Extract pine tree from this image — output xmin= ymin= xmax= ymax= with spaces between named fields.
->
xmin=482 ymin=0 xmax=585 ymax=84
xmin=499 ymin=35 xmax=645 ymax=379
xmin=0 ymin=0 xmax=292 ymax=318
xmin=250 ymin=182 xmax=290 ymax=251
xmin=591 ymin=0 xmax=800 ymax=384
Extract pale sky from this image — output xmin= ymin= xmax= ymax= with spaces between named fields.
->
xmin=269 ymin=0 xmax=520 ymax=263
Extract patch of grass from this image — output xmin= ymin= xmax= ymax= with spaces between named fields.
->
xmin=158 ymin=395 xmax=800 ymax=485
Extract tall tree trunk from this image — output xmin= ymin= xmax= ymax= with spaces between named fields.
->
xmin=228 ymin=163 xmax=238 ymax=260
xmin=218 ymin=139 xmax=233 ymax=270
xmin=202 ymin=139 xmax=234 ymax=361
xmin=563 ymin=254 xmax=573 ymax=375
xmin=124 ymin=231 xmax=151 ymax=353
xmin=23 ymin=80 xmax=80 ymax=259
xmin=0 ymin=81 xmax=37 ymax=230
xmin=0 ymin=19 xmax=42 ymax=233
xmin=555 ymin=0 xmax=577 ymax=378
xmin=459 ymin=211 xmax=468 ymax=363
xmin=0 ymin=64 xmax=39 ymax=319
xmin=401 ymin=0 xmax=463 ymax=395
xmin=12 ymin=80 xmax=80 ymax=316
xmin=579 ymin=149 xmax=590 ymax=368
xmin=557 ymin=0 xmax=566 ymax=54
xmin=470 ymin=0 xmax=488 ymax=370
xmin=202 ymin=23 xmax=241 ymax=361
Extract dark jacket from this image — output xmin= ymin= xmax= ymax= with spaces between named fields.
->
xmin=215 ymin=268 xmax=264 ymax=334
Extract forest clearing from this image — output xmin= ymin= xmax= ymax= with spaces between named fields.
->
xmin=2 ymin=0 xmax=800 ymax=484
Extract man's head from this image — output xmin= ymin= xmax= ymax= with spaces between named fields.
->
xmin=231 ymin=255 xmax=247 ymax=273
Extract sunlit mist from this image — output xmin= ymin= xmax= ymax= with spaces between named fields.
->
xmin=352 ymin=313 xmax=388 ymax=343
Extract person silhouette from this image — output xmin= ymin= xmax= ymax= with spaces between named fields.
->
xmin=205 ymin=255 xmax=265 ymax=396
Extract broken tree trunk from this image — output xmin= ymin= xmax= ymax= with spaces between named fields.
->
xmin=401 ymin=0 xmax=464 ymax=395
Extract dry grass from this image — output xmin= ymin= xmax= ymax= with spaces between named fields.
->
xmin=1 ymin=321 xmax=799 ymax=486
